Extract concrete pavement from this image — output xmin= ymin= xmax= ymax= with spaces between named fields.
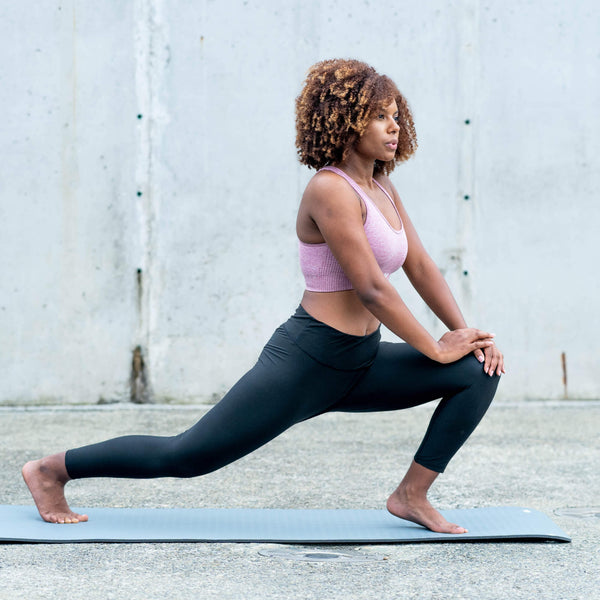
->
xmin=1 ymin=400 xmax=598 ymax=599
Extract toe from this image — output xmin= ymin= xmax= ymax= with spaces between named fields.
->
xmin=451 ymin=525 xmax=467 ymax=534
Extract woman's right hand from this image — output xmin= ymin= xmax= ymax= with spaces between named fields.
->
xmin=435 ymin=329 xmax=495 ymax=363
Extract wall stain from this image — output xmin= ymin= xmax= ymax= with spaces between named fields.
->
xmin=131 ymin=345 xmax=150 ymax=403
xmin=561 ymin=352 xmax=568 ymax=399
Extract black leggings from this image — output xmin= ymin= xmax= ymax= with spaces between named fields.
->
xmin=65 ymin=306 xmax=499 ymax=479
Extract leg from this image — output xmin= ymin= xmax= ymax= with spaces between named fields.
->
xmin=334 ymin=342 xmax=500 ymax=532
xmin=386 ymin=460 xmax=466 ymax=534
xmin=23 ymin=325 xmax=363 ymax=522
xmin=22 ymin=453 xmax=88 ymax=524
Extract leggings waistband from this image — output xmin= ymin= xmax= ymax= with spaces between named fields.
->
xmin=282 ymin=305 xmax=381 ymax=371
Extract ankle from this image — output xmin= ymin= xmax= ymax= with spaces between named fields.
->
xmin=396 ymin=480 xmax=428 ymax=501
xmin=38 ymin=454 xmax=70 ymax=484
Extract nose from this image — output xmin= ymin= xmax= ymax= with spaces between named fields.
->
xmin=389 ymin=117 xmax=400 ymax=133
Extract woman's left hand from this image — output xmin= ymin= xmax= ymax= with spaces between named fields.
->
xmin=474 ymin=344 xmax=505 ymax=377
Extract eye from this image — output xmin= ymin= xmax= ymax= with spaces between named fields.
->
xmin=393 ymin=114 xmax=400 ymax=123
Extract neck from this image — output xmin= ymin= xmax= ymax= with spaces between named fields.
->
xmin=334 ymin=153 xmax=376 ymax=186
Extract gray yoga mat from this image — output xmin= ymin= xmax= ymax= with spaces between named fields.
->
xmin=0 ymin=505 xmax=570 ymax=544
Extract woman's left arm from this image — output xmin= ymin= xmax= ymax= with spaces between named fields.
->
xmin=379 ymin=176 xmax=505 ymax=376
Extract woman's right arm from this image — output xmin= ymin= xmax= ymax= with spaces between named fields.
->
xmin=304 ymin=175 xmax=494 ymax=363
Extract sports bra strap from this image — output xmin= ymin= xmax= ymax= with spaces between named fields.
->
xmin=320 ymin=166 xmax=402 ymax=228
xmin=320 ymin=166 xmax=368 ymax=201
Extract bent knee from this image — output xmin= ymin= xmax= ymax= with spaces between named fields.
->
xmin=460 ymin=354 xmax=500 ymax=391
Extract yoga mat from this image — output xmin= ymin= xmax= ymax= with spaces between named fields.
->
xmin=0 ymin=506 xmax=570 ymax=544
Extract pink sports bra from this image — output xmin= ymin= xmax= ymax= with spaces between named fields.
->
xmin=299 ymin=166 xmax=408 ymax=292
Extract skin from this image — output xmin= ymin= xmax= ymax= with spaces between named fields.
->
xmin=23 ymin=98 xmax=504 ymax=531
xmin=22 ymin=453 xmax=87 ymax=524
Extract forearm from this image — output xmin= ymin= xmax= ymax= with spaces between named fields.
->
xmin=355 ymin=272 xmax=495 ymax=365
xmin=358 ymin=284 xmax=441 ymax=360
xmin=405 ymin=259 xmax=467 ymax=331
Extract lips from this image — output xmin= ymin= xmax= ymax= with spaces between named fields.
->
xmin=385 ymin=141 xmax=398 ymax=150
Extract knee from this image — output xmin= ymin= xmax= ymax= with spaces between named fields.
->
xmin=462 ymin=354 xmax=500 ymax=396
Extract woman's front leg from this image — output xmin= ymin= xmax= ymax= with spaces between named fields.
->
xmin=334 ymin=341 xmax=499 ymax=533
xmin=386 ymin=459 xmax=467 ymax=534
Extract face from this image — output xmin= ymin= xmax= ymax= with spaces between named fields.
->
xmin=354 ymin=99 xmax=400 ymax=162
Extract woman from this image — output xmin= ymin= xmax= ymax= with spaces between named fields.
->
xmin=23 ymin=59 xmax=503 ymax=534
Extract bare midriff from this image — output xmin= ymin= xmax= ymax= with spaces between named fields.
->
xmin=300 ymin=289 xmax=381 ymax=336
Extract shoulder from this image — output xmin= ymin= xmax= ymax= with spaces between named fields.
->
xmin=303 ymin=170 xmax=360 ymax=212
xmin=299 ymin=170 xmax=365 ymax=235
xmin=305 ymin=169 xmax=352 ymax=198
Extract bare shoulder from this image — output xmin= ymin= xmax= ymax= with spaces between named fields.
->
xmin=297 ymin=170 xmax=363 ymax=242
xmin=303 ymin=169 xmax=358 ymax=208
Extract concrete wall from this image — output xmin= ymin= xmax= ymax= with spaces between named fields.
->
xmin=1 ymin=0 xmax=598 ymax=404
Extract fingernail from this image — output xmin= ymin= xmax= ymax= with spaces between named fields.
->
xmin=477 ymin=356 xmax=484 ymax=363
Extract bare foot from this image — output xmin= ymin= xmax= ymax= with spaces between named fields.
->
xmin=22 ymin=454 xmax=88 ymax=524
xmin=386 ymin=487 xmax=467 ymax=534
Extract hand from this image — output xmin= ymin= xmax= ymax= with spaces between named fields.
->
xmin=474 ymin=343 xmax=505 ymax=377
xmin=436 ymin=328 xmax=495 ymax=364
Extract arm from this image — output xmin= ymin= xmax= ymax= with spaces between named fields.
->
xmin=385 ymin=183 xmax=467 ymax=330
xmin=305 ymin=173 xmax=494 ymax=364
xmin=378 ymin=175 xmax=505 ymax=374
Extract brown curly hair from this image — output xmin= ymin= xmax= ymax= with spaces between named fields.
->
xmin=295 ymin=59 xmax=417 ymax=176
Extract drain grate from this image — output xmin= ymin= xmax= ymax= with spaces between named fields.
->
xmin=554 ymin=507 xmax=600 ymax=518
xmin=258 ymin=548 xmax=387 ymax=563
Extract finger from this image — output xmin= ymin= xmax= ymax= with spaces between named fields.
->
xmin=474 ymin=329 xmax=495 ymax=340
xmin=474 ymin=340 xmax=495 ymax=350
xmin=473 ymin=349 xmax=484 ymax=363
xmin=483 ymin=347 xmax=492 ymax=375
xmin=496 ymin=353 xmax=505 ymax=376
xmin=488 ymin=351 xmax=499 ymax=377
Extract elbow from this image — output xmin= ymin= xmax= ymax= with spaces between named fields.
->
xmin=404 ymin=256 xmax=439 ymax=287
xmin=355 ymin=279 xmax=390 ymax=311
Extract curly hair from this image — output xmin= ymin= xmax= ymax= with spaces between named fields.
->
xmin=295 ymin=59 xmax=417 ymax=176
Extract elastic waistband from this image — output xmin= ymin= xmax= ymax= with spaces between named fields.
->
xmin=282 ymin=305 xmax=380 ymax=370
